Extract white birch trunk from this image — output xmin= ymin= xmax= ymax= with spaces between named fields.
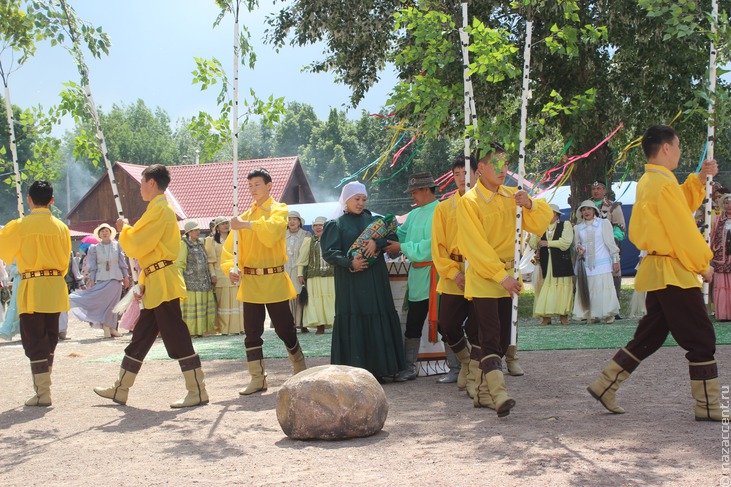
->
xmin=703 ymin=0 xmax=718 ymax=304
xmin=231 ymin=3 xmax=241 ymax=275
xmin=3 ymin=85 xmax=23 ymax=217
xmin=511 ymin=20 xmax=533 ymax=346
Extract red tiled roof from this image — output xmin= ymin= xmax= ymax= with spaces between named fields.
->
xmin=116 ymin=157 xmax=300 ymax=219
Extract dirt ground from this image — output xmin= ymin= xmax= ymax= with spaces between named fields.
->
xmin=0 ymin=317 xmax=726 ymax=487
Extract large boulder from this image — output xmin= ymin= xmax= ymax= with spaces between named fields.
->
xmin=276 ymin=365 xmax=388 ymax=441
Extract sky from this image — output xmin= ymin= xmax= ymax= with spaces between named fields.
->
xmin=5 ymin=0 xmax=399 ymax=134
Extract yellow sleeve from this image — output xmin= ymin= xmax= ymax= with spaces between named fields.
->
xmin=457 ymin=198 xmax=508 ymax=283
xmin=0 ymin=219 xmax=22 ymax=264
xmin=249 ymin=203 xmax=288 ymax=249
xmin=523 ymin=198 xmax=553 ymax=236
xmin=547 ymin=221 xmax=573 ymax=251
xmin=205 ymin=237 xmax=217 ymax=276
xmin=175 ymin=239 xmax=188 ymax=272
xmin=659 ymin=183 xmax=712 ymax=274
xmin=679 ymin=173 xmax=706 ymax=213
xmin=432 ymin=204 xmax=459 ymax=281
xmin=221 ymin=231 xmax=234 ymax=276
xmin=297 ymin=237 xmax=311 ymax=278
xmin=119 ymin=204 xmax=166 ymax=259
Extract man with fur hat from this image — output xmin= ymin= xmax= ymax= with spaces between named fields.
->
xmin=296 ymin=216 xmax=335 ymax=334
xmin=94 ymin=164 xmax=209 ymax=408
xmin=457 ymin=145 xmax=552 ymax=416
xmin=224 ymin=167 xmax=306 ymax=396
xmin=284 ymin=210 xmax=311 ymax=333
xmin=0 ymin=180 xmax=71 ymax=406
xmin=384 ymin=171 xmax=440 ymax=382
xmin=587 ymin=125 xmax=722 ymax=422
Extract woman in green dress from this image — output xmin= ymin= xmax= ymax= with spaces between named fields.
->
xmin=321 ymin=181 xmax=405 ymax=381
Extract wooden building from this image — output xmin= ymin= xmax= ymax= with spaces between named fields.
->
xmin=66 ymin=157 xmax=316 ymax=234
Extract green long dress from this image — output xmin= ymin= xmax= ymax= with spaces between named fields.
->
xmin=321 ymin=210 xmax=405 ymax=377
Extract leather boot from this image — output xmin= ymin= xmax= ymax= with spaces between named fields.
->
xmin=473 ymin=372 xmax=495 ymax=410
xmin=690 ymin=361 xmax=723 ymax=421
xmin=437 ymin=345 xmax=461 ymax=384
xmin=287 ymin=343 xmax=307 ymax=375
xmin=25 ymin=359 xmax=52 ymax=407
xmin=394 ymin=337 xmax=420 ymax=382
xmin=587 ymin=348 xmax=640 ymax=414
xmin=240 ymin=359 xmax=267 ymax=395
xmin=465 ymin=344 xmax=482 ymax=399
xmin=474 ymin=355 xmax=514 ymax=417
xmin=171 ymin=354 xmax=209 ymax=408
xmin=94 ymin=355 xmax=141 ymax=405
xmin=505 ymin=345 xmax=524 ymax=376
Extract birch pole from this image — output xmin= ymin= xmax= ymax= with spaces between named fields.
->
xmin=58 ymin=0 xmax=142 ymax=303
xmin=510 ymin=19 xmax=533 ymax=347
xmin=231 ymin=1 xmax=241 ymax=277
xmin=702 ymin=0 xmax=718 ymax=304
xmin=459 ymin=2 xmax=477 ymax=190
xmin=3 ymin=85 xmax=24 ymax=217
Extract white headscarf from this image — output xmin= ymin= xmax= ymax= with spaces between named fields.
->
xmin=333 ymin=181 xmax=367 ymax=218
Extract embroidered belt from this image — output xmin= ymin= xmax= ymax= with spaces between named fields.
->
xmin=242 ymin=265 xmax=285 ymax=276
xmin=21 ymin=269 xmax=62 ymax=279
xmin=648 ymin=252 xmax=670 ymax=257
xmin=503 ymin=259 xmax=515 ymax=270
xmin=449 ymin=253 xmax=464 ymax=263
xmin=144 ymin=260 xmax=174 ymax=276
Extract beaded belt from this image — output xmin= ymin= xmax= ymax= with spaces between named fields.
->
xmin=449 ymin=253 xmax=464 ymax=263
xmin=242 ymin=266 xmax=285 ymax=276
xmin=144 ymin=260 xmax=174 ymax=276
xmin=21 ymin=269 xmax=62 ymax=279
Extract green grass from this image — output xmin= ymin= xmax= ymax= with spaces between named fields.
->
xmin=92 ymin=287 xmax=728 ymax=362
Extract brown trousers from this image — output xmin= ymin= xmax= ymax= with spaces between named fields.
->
xmin=20 ymin=312 xmax=60 ymax=362
xmin=625 ymin=285 xmax=716 ymax=363
xmin=438 ymin=293 xmax=478 ymax=353
xmin=472 ymin=297 xmax=513 ymax=365
xmin=124 ymin=299 xmax=196 ymax=362
xmin=243 ymin=300 xmax=298 ymax=360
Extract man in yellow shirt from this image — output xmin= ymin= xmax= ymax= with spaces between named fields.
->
xmin=0 ymin=181 xmax=71 ymax=406
xmin=94 ymin=165 xmax=209 ymax=408
xmin=223 ymin=167 xmax=306 ymax=396
xmin=588 ymin=125 xmax=721 ymax=422
xmin=431 ymin=158 xmax=480 ymax=391
xmin=457 ymin=145 xmax=552 ymax=417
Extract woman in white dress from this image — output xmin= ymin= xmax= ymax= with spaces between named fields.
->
xmin=69 ymin=223 xmax=130 ymax=337
xmin=572 ymin=200 xmax=621 ymax=323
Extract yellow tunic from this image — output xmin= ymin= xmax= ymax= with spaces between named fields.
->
xmin=0 ymin=208 xmax=71 ymax=314
xmin=220 ymin=196 xmax=296 ymax=304
xmin=630 ymin=164 xmax=711 ymax=292
xmin=457 ymin=180 xmax=553 ymax=299
xmin=119 ymin=194 xmax=187 ymax=309
xmin=432 ymin=192 xmax=465 ymax=296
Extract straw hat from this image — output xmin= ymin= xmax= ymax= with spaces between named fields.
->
xmin=184 ymin=220 xmax=201 ymax=234
xmin=577 ymin=200 xmax=600 ymax=217
xmin=93 ymin=223 xmax=117 ymax=240
xmin=549 ymin=204 xmax=561 ymax=215
xmin=288 ymin=211 xmax=305 ymax=227
xmin=313 ymin=216 xmax=327 ymax=226
xmin=212 ymin=216 xmax=229 ymax=230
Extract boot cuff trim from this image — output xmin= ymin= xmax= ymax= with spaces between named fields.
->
xmin=613 ymin=349 xmax=640 ymax=373
xmin=449 ymin=337 xmax=468 ymax=354
xmin=690 ymin=361 xmax=718 ymax=380
xmin=287 ymin=342 xmax=302 ymax=355
xmin=246 ymin=347 xmax=264 ymax=362
xmin=179 ymin=354 xmax=202 ymax=372
xmin=30 ymin=360 xmax=49 ymax=374
xmin=122 ymin=356 xmax=143 ymax=374
xmin=470 ymin=345 xmax=483 ymax=361
xmin=479 ymin=355 xmax=502 ymax=373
